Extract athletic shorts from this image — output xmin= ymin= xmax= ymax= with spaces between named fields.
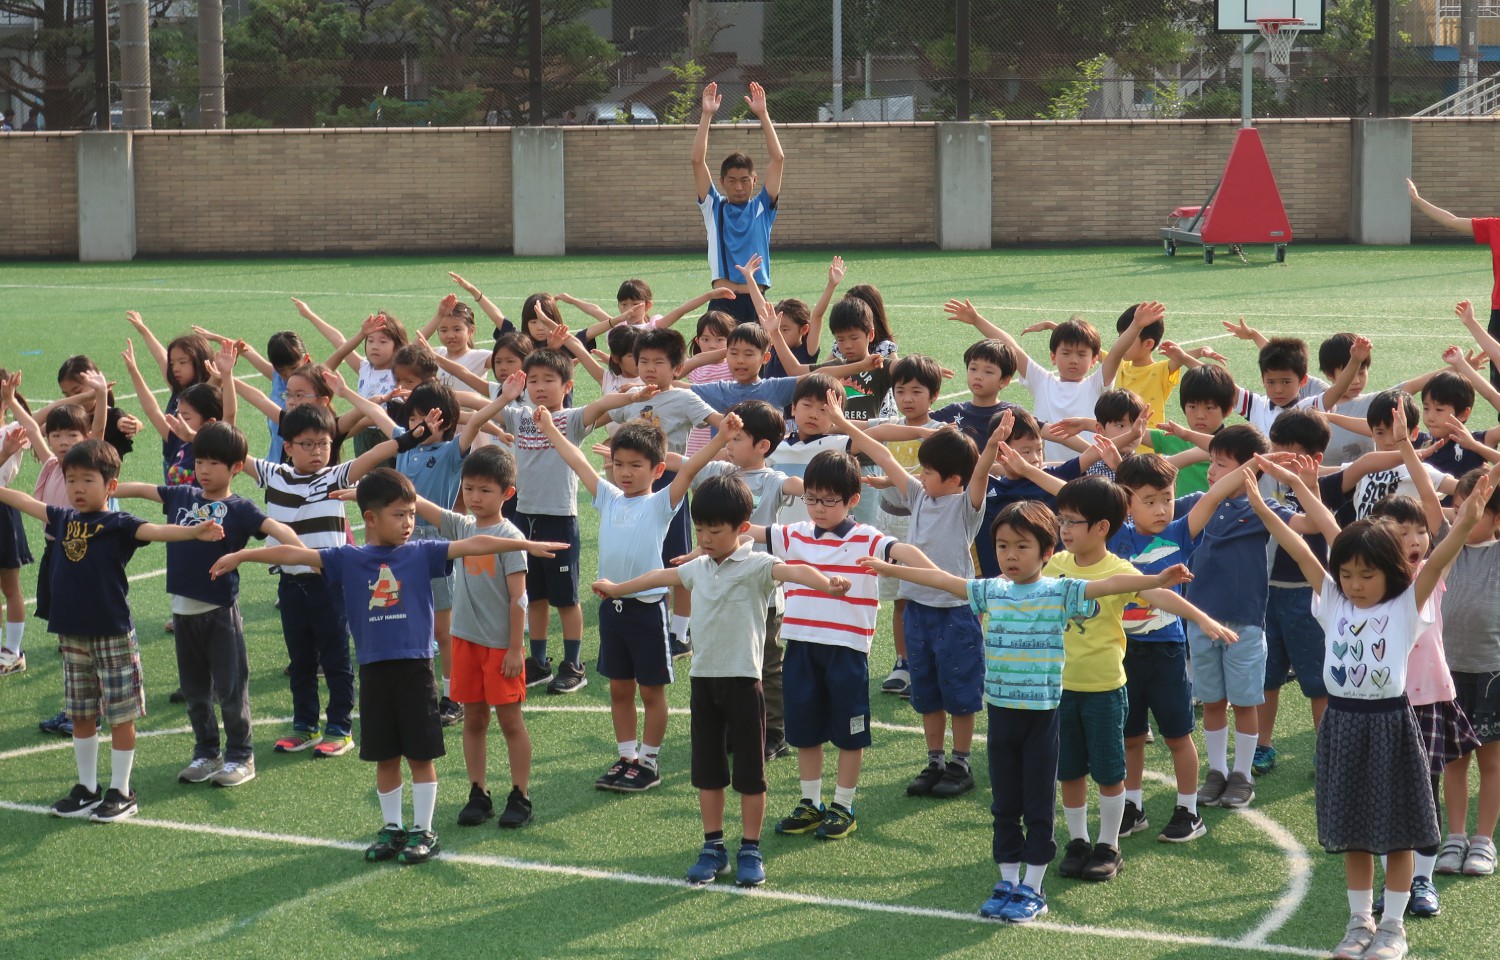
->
xmin=1057 ymin=687 xmax=1128 ymax=785
xmin=597 ymin=595 xmax=673 ymax=686
xmin=1123 ymin=640 xmax=1194 ymax=740
xmin=783 ymin=639 xmax=871 ymax=751
xmin=450 ymin=636 xmax=526 ymax=707
xmin=903 ymin=601 xmax=984 ymax=716
xmin=1264 ymin=585 xmax=1328 ymax=699
xmin=517 ymin=513 xmax=580 ymax=608
xmin=690 ymin=676 xmax=767 ymax=794
xmin=358 ymin=658 xmax=445 ymax=762
xmin=1187 ymin=621 xmax=1266 ymax=708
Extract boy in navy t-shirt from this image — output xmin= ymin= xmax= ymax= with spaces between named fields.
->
xmin=113 ymin=423 xmax=304 ymax=789
xmin=0 ymin=440 xmax=228 ymax=823
xmin=212 ymin=468 xmax=566 ymax=864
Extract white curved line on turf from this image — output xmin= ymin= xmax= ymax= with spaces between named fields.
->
xmin=0 ymin=707 xmax=1314 ymax=955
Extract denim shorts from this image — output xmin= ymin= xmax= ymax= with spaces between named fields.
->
xmin=903 ymin=602 xmax=984 ymax=716
xmin=1264 ymin=585 xmax=1328 ymax=699
xmin=1187 ymin=620 xmax=1266 ymax=708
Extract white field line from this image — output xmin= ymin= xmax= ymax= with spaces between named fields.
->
xmin=1 ymin=706 xmax=1314 ymax=955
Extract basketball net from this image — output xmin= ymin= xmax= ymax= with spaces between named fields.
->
xmin=1255 ymin=18 xmax=1304 ymax=66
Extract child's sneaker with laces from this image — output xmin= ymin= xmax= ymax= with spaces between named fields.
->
xmin=595 ymin=758 xmax=634 ymax=791
xmin=735 ymin=846 xmax=765 ymax=887
xmin=614 ymin=761 xmax=660 ymax=792
xmin=365 ymin=825 xmax=408 ymax=861
xmin=50 ymin=783 xmax=102 ymax=818
xmin=1157 ymin=805 xmax=1207 ymax=843
xmin=685 ymin=844 xmax=730 ymax=885
xmin=1464 ymin=835 xmax=1497 ymax=875
xmin=0 ymin=648 xmax=26 ymax=675
xmin=775 ymin=799 xmax=824 ymax=835
xmin=1252 ymin=743 xmax=1277 ymax=776
xmin=1000 ymin=884 xmax=1048 ymax=924
xmin=311 ymin=733 xmax=354 ymax=758
xmin=274 ymin=727 xmax=322 ymax=753
xmin=457 ymin=783 xmax=493 ymax=826
xmin=212 ymin=760 xmax=256 ymax=788
xmin=89 ymin=788 xmax=138 ymax=822
xmin=978 ymin=881 xmax=1014 ymax=920
xmin=1364 ymin=917 xmax=1408 ymax=960
xmin=38 ymin=711 xmax=73 ymax=737
xmin=398 ymin=829 xmax=440 ymax=864
xmin=497 ymin=786 xmax=532 ymax=828
xmin=1119 ymin=799 xmax=1148 ymax=837
xmin=815 ymin=802 xmax=857 ymax=840
xmin=1408 ymin=876 xmax=1440 ymax=917
xmin=438 ymin=697 xmax=465 ymax=726
xmin=1332 ymin=916 xmax=1377 ymax=960
xmin=178 ymin=756 xmax=222 ymax=784
xmin=669 ymin=632 xmax=694 ymax=660
xmin=1435 ymin=834 xmax=1468 ymax=874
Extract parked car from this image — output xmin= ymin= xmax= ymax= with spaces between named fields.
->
xmin=579 ymin=101 xmax=659 ymax=125
xmin=91 ymin=101 xmax=176 ymax=129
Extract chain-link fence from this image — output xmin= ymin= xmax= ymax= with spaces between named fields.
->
xmin=1 ymin=0 xmax=1495 ymax=130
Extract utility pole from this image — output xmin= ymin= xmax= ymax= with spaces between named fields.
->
xmin=93 ymin=0 xmax=112 ymax=129
xmin=199 ymin=0 xmax=226 ymax=129
xmin=1373 ymin=0 xmax=1391 ymax=117
xmin=528 ymin=0 xmax=542 ymax=124
xmin=956 ymin=0 xmax=970 ymax=120
xmin=119 ymin=0 xmax=151 ymax=129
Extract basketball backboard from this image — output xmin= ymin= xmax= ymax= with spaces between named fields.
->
xmin=1216 ymin=0 xmax=1325 ymax=33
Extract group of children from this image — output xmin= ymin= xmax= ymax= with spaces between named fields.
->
xmin=4 ymin=266 xmax=1499 ymax=960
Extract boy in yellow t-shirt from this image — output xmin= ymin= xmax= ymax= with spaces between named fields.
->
xmin=1043 ymin=477 xmax=1235 ymax=884
xmin=1109 ymin=303 xmax=1223 ymax=450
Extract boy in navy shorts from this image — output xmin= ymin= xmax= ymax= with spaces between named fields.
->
xmin=0 ymin=440 xmax=227 ymax=823
xmin=212 ymin=468 xmax=563 ymax=863
xmin=540 ymin=407 xmax=737 ymax=792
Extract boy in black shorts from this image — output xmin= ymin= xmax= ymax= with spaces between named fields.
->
xmin=212 ymin=468 xmax=565 ymax=864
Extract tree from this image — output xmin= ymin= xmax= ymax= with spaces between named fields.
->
xmin=224 ymin=0 xmax=362 ymax=127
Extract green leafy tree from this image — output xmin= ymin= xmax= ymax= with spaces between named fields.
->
xmin=317 ymin=86 xmax=485 ymax=125
xmin=224 ymin=0 xmax=362 ymax=127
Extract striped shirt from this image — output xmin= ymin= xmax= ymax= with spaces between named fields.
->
xmin=250 ymin=458 xmax=355 ymax=575
xmin=967 ymin=576 xmax=1096 ymax=711
xmin=769 ymin=518 xmax=895 ymax=652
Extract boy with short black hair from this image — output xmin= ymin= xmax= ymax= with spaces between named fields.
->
xmin=1110 ymin=301 xmax=1217 ymax=432
xmin=0 ymin=440 xmax=229 ymax=822
xmin=931 ymin=338 xmax=1023 ymax=451
xmin=1421 ymin=370 xmax=1494 ymax=479
xmin=112 ymin=422 xmax=304 ymax=789
xmin=540 ymin=407 xmax=739 ymax=792
xmin=1235 ymin=336 xmax=1365 ymax=436
xmin=594 ymin=474 xmax=851 ymax=888
xmin=1331 ymin=390 xmax=1460 ymax=520
xmin=1149 ymin=364 xmax=1237 ymax=495
xmin=767 ymin=374 xmax=855 ymax=525
xmin=211 ymin=468 xmax=562 ymax=864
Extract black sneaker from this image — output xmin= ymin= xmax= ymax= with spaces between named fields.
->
xmin=1157 ymin=805 xmax=1207 ymax=843
xmin=1058 ymin=837 xmax=1092 ymax=878
xmin=764 ymin=736 xmax=791 ymax=762
xmin=50 ymin=783 xmax=102 ymax=818
xmin=595 ymin=758 xmax=634 ymax=791
xmin=930 ymin=762 xmax=975 ymax=799
xmin=1080 ymin=842 xmax=1123 ymax=882
xmin=523 ymin=656 xmax=554 ymax=688
xmin=1119 ymin=800 xmax=1149 ymax=837
xmin=398 ymin=829 xmax=441 ymax=864
xmin=457 ymin=783 xmax=493 ymax=826
xmin=498 ymin=786 xmax=532 ymax=828
xmin=365 ymin=824 xmax=409 ymax=861
xmin=615 ymin=761 xmax=661 ymax=792
xmin=906 ymin=761 xmax=947 ymax=797
xmin=438 ymin=697 xmax=465 ymax=727
xmin=775 ymin=799 xmax=825 ymax=835
xmin=39 ymin=711 xmax=74 ymax=737
xmin=547 ymin=660 xmax=588 ymax=695
xmin=89 ymin=788 xmax=138 ymax=822
xmin=669 ymin=632 xmax=693 ymax=660
xmin=169 ymin=687 xmax=186 ymax=704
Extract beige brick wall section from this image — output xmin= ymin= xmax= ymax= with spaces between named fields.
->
xmin=2 ymin=134 xmax=79 ymax=258
xmin=562 ymin=123 xmax=935 ymax=251
xmin=132 ymin=128 xmax=513 ymax=255
xmin=991 ymin=119 xmax=1351 ymax=243
xmin=1411 ymin=119 xmax=1500 ymax=241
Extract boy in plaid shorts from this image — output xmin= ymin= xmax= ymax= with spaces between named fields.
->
xmin=0 ymin=440 xmax=227 ymax=822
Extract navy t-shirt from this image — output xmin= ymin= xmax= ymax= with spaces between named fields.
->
xmin=974 ymin=458 xmax=1083 ymax=578
xmin=932 ymin=400 xmax=1026 ymax=453
xmin=320 ymin=540 xmax=453 ymax=665
xmin=1266 ymin=473 xmax=1344 ymax=585
xmin=1179 ymin=492 xmax=1295 ymax=627
xmin=159 ymin=486 xmax=269 ymax=606
xmin=763 ymin=341 xmax=818 ymax=382
xmin=44 ymin=506 xmax=145 ymax=636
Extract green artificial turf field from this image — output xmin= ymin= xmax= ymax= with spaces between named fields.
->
xmin=1 ymin=244 xmax=1497 ymax=960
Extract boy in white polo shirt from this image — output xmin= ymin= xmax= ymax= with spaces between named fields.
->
xmin=594 ymin=474 xmax=851 ymax=887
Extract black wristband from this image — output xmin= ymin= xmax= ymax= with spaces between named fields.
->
xmin=395 ymin=422 xmax=430 ymax=452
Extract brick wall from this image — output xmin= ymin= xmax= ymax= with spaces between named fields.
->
xmin=2 ymin=134 xmax=79 ymax=258
xmin=991 ymin=119 xmax=1352 ymax=243
xmin=1410 ymin=119 xmax=1500 ymax=240
xmin=561 ymin=123 xmax=935 ymax=251
xmin=131 ymin=128 xmax=513 ymax=255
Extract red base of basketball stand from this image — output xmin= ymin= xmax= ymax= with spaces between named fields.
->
xmin=1158 ymin=128 xmax=1292 ymax=264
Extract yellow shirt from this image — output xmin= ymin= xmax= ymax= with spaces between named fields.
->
xmin=1114 ymin=359 xmax=1182 ymax=451
xmin=1044 ymin=550 xmax=1139 ymax=692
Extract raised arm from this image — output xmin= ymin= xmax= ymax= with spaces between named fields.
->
xmin=124 ymin=310 xmax=169 ymax=382
xmin=448 ymin=273 xmax=509 ymax=331
xmin=460 ymin=376 xmax=515 ymax=453
xmin=345 ymin=411 xmax=435 ymax=484
xmin=419 ymin=294 xmax=459 ymax=340
xmin=532 ymin=405 xmax=600 ymax=499
xmin=692 ymin=82 xmax=721 ymax=202
xmin=825 ymin=391 xmax=909 ymax=496
xmin=122 ymin=338 xmax=170 ymax=440
xmin=806 ymin=256 xmax=843 ymax=356
xmin=671 ymin=411 xmax=743 ymax=504
xmin=323 ymin=314 xmax=383 ymax=377
xmin=745 ymin=81 xmax=784 ymax=202
xmin=231 ymin=375 xmax=286 ymax=422
xmin=216 ymin=340 xmax=239 ymax=427
xmin=324 ymin=367 xmax=398 ymax=439
xmin=0 ymin=485 xmax=49 ymax=523
xmin=1 ymin=373 xmax=51 ymax=462
xmin=1187 ymin=461 xmax=1257 ymax=538
xmin=1408 ymin=178 xmax=1474 ymax=235
xmin=1243 ymin=470 xmax=1328 ymax=587
xmin=1318 ymin=335 xmax=1370 ymax=411
xmin=944 ymin=299 xmax=1032 ymax=377
xmin=970 ymin=411 xmax=1012 ymax=510
xmin=856 ymin=551 xmax=968 ymax=600
xmin=1221 ymin=316 xmax=1270 ymax=350
xmin=1100 ymin=301 xmax=1164 ymax=386
xmin=1392 ymin=403 xmax=1445 ymax=536
xmin=292 ymin=299 xmax=361 ymax=376
xmin=657 ymin=287 xmax=738 ymax=333
xmin=557 ymin=292 xmax=616 ymax=329
xmin=1456 ymin=299 xmax=1500 ymax=370
xmin=1252 ymin=453 xmax=1341 ymax=543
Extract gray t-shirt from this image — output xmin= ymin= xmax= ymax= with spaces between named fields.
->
xmin=503 ymin=404 xmax=592 ymax=516
xmin=693 ymin=462 xmax=791 ymax=545
xmin=610 ymin=388 xmax=716 ymax=455
xmin=678 ymin=543 xmax=778 ymax=678
xmin=1441 ymin=538 xmax=1500 ymax=672
xmin=1317 ymin=392 xmax=1377 ymax=467
xmin=437 ymin=511 xmax=528 ymax=649
xmin=899 ymin=482 xmax=984 ymax=609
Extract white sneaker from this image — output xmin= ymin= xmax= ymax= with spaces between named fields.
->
xmin=178 ymin=756 xmax=223 ymax=783
xmin=0 ymin=648 xmax=25 ymax=675
xmin=1331 ymin=916 xmax=1377 ymax=960
xmin=881 ymin=666 xmax=911 ymax=696
xmin=1464 ymin=835 xmax=1497 ymax=876
xmin=1436 ymin=834 xmax=1469 ymax=874
xmin=212 ymin=760 xmax=256 ymax=788
xmin=1364 ymin=917 xmax=1408 ymax=960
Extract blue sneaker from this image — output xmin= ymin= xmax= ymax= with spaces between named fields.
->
xmin=39 ymin=711 xmax=73 ymax=737
xmin=1000 ymin=884 xmax=1049 ymax=924
xmin=735 ymin=846 xmax=766 ymax=887
xmin=685 ymin=844 xmax=730 ymax=885
xmin=1408 ymin=875 xmax=1441 ymax=917
xmin=978 ymin=880 xmax=1015 ymax=919
xmin=1252 ymin=743 xmax=1277 ymax=776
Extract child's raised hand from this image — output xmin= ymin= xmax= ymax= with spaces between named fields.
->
xmin=591 ymin=441 xmax=612 ymax=458
xmin=718 ymin=411 xmax=743 ymax=439
xmin=994 ymin=441 xmax=1027 ymax=475
xmin=421 ymin=406 xmax=445 ymax=435
xmin=439 ymin=293 xmax=458 ymax=316
xmin=1156 ymin=420 xmax=1188 ymax=439
xmin=117 ymin=414 xmax=141 ymax=437
xmin=1221 ymin=317 xmax=1257 ymax=340
xmin=1350 ymin=335 xmax=1372 ymax=363
xmin=192 ymin=520 xmax=226 ymax=543
xmin=165 ymin=413 xmax=194 ymax=442
xmin=861 ymin=473 xmax=896 ymax=490
xmin=121 ymin=338 xmax=138 ymax=370
xmin=533 ymin=405 xmax=558 ymax=435
xmin=526 ymin=541 xmax=570 ymax=558
xmin=1391 ymin=397 xmax=1410 ymax=441
xmin=1019 ymin=320 xmax=1057 ymax=336
xmin=321 ymin=365 xmax=349 ymax=395
xmin=706 ymin=286 xmax=736 ymax=302
xmin=1153 ymin=563 xmax=1194 ymax=588
xmin=942 ymin=298 xmax=982 ymax=327
xmin=859 ymin=354 xmax=883 ymax=373
xmin=1133 ymin=301 xmax=1167 ymax=328
xmin=290 ymin=297 xmax=318 ymax=320
xmin=1093 ymin=433 xmax=1122 ymax=471
xmin=545 ymin=319 xmax=572 ymax=350
xmin=823 ymin=388 xmax=850 ymax=428
xmin=1407 ymin=177 xmax=1421 ymax=200
xmin=124 ymin=310 xmax=148 ymax=331
xmin=987 ymin=408 xmax=1014 ymax=447
xmin=1437 ymin=412 xmax=1476 ymax=448
xmin=1044 ymin=416 xmax=1094 ymax=440
xmin=448 ymin=272 xmax=480 ymax=296
xmin=359 ymin=314 xmax=387 ymax=338
xmin=701 ymin=81 xmax=722 ymax=115
xmin=828 ymin=255 xmax=846 ymax=286
xmin=1457 ymin=299 xmax=1478 ymax=326
xmin=0 ymin=371 xmax=16 ymax=408
xmin=856 ymin=556 xmax=897 ymax=577
xmin=591 ymin=578 xmax=622 ymax=599
xmin=823 ymin=575 xmax=852 ymax=596
xmin=1457 ymin=474 xmax=1494 ymax=529
xmin=627 ymin=383 xmax=661 ymax=404
xmin=1466 ymin=347 xmax=1490 ymax=370
xmin=744 ymin=80 xmax=768 ymax=117
xmin=736 ymin=253 xmax=763 ymax=281
xmin=1241 ymin=467 xmax=1267 ymax=507
xmin=0 ymin=428 xmax=30 ymax=463
xmin=81 ymin=369 xmax=111 ymax=395
xmin=500 ymin=369 xmax=528 ymax=403
xmin=215 ymin=339 xmax=240 ymax=374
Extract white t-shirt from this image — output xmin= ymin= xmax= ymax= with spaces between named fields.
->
xmin=1350 ymin=462 xmax=1448 ymax=520
xmin=356 ymin=360 xmax=395 ymax=400
xmin=437 ymin=347 xmax=491 ymax=392
xmin=1020 ymin=363 xmax=1104 ymax=462
xmin=1312 ymin=575 xmax=1432 ymax=700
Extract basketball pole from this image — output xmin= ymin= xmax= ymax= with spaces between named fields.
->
xmin=1240 ymin=33 xmax=1253 ymax=128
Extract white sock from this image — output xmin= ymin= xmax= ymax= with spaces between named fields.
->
xmin=442 ymin=676 xmax=451 ymax=698
xmin=999 ymin=862 xmax=1021 ymax=885
xmin=833 ymin=784 xmax=856 ymax=810
xmin=617 ymin=740 xmax=638 ymax=761
xmin=671 ymin=613 xmax=690 ymax=639
xmin=800 ymin=778 xmax=822 ymax=806
xmin=411 ymin=781 xmax=438 ymax=833
xmin=1380 ymin=854 xmax=1388 ymax=873
xmin=1177 ymin=792 xmax=1198 ymax=816
xmin=1023 ymin=862 xmax=1048 ymax=892
xmin=1415 ymin=851 xmax=1438 ymax=879
xmin=1205 ymin=726 xmax=1229 ymax=774
xmin=4 ymin=620 xmax=23 ymax=654
xmin=1064 ymin=804 xmax=1090 ymax=844
xmin=1125 ymin=788 xmax=1143 ymax=807
xmin=74 ymin=735 xmax=99 ymax=792
xmin=1348 ymin=888 xmax=1374 ymax=920
xmin=378 ymin=785 xmax=403 ymax=828
xmin=639 ymin=742 xmax=661 ymax=771
xmin=1097 ymin=792 xmax=1126 ymax=848
xmin=1383 ymin=888 xmax=1410 ymax=921
xmin=1232 ymin=732 xmax=1259 ymax=777
xmin=110 ymin=748 xmax=134 ymax=795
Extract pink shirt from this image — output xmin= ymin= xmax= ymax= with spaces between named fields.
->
xmin=34 ymin=457 xmax=66 ymax=539
xmin=685 ymin=361 xmax=732 ymax=456
xmin=1407 ymin=574 xmax=1457 ymax=706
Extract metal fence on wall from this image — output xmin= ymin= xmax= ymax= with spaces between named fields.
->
xmin=1 ymin=0 xmax=1496 ymax=130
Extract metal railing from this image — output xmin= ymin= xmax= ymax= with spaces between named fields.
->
xmin=1412 ymin=73 xmax=1500 ymax=115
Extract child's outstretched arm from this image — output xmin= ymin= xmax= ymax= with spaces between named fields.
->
xmin=124 ymin=310 xmax=169 ymax=382
xmin=670 ymin=411 xmax=743 ymax=505
xmin=773 ymin=560 xmax=852 ymax=596
xmin=194 ymin=325 xmax=277 ymax=381
xmin=692 ymin=81 xmax=721 ymax=202
xmin=807 ymin=256 xmax=844 ymax=356
xmin=449 ymin=272 xmax=509 ymax=331
xmin=1138 ymin=588 xmax=1239 ymax=643
xmin=545 ymin=320 xmax=607 ymax=385
xmin=1187 ymin=459 xmax=1260 ymax=538
xmin=136 ymin=518 xmax=225 ymax=544
xmin=233 ymin=375 xmax=288 ymax=422
xmin=122 ymin=338 xmax=170 ymax=441
xmin=533 ymin=405 xmax=601 ymax=499
xmin=1456 ymin=299 xmax=1500 ymax=369
xmin=970 ymin=411 xmax=1011 ymax=510
xmin=447 ymin=535 xmax=569 ymax=561
xmin=1391 ymin=403 xmax=1446 ymax=536
xmin=945 ymin=299 xmax=1032 ymax=377
xmin=1420 ymin=467 xmax=1499 ymax=605
xmin=323 ymin=367 xmax=398 ymax=438
xmin=746 ymin=81 xmax=784 ymax=202
xmin=293 ymin=299 xmax=360 ymax=376
xmin=657 ymin=287 xmax=739 ymax=333
xmin=824 ymin=390 xmax=911 ymax=497
xmin=594 ymin=567 xmax=683 ymax=599
xmin=1084 ymin=563 xmax=1194 ymax=600
xmin=1221 ymin=316 xmax=1269 ymax=350
xmin=581 ymin=383 xmax=659 ymax=432
xmin=1 ymin=373 xmax=51 ymax=461
xmin=1408 ymin=179 xmax=1474 ymax=235
xmin=558 ymin=292 xmax=616 ymax=329
xmin=216 ymin=340 xmax=239 ymax=427
xmin=1250 ymin=453 xmax=1341 ymax=541
xmin=323 ymin=314 xmax=383 ymax=377
xmin=345 ymin=408 xmax=439 ymax=485
xmin=1243 ymin=469 xmax=1328 ymax=586
xmin=1100 ymin=301 xmax=1165 ymax=386
xmin=0 ymin=485 xmax=49 ymax=523
xmin=858 ymin=550 xmax=967 ymax=599
xmin=211 ymin=544 xmax=320 ymax=579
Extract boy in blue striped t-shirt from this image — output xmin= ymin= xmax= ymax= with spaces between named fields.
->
xmin=863 ymin=501 xmax=1190 ymax=926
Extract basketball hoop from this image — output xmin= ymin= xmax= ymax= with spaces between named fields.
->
xmin=1255 ymin=17 xmax=1304 ymax=66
